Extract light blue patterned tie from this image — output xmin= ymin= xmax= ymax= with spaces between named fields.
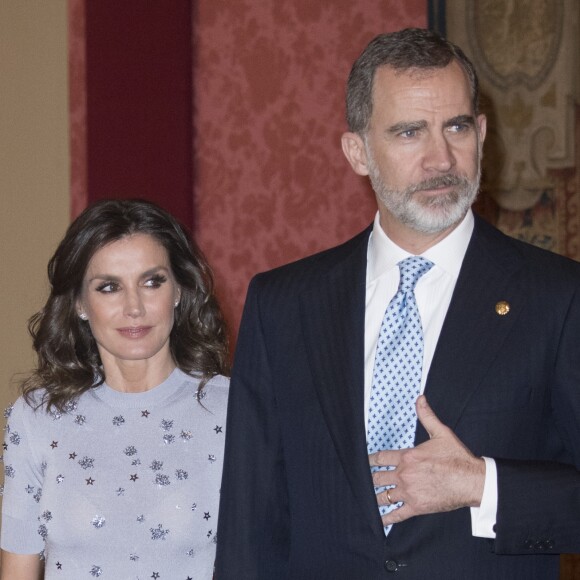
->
xmin=367 ymin=256 xmax=433 ymax=535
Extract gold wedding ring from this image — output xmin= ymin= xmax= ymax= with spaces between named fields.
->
xmin=386 ymin=489 xmax=393 ymax=506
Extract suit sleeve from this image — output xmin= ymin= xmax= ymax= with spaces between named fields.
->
xmin=493 ymin=283 xmax=580 ymax=554
xmin=215 ymin=277 xmax=290 ymax=579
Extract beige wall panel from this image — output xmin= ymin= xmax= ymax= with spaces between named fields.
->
xmin=0 ymin=1 xmax=70 ymax=415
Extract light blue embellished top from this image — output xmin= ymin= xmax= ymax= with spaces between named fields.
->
xmin=1 ymin=369 xmax=229 ymax=580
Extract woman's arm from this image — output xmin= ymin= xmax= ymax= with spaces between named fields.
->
xmin=0 ymin=550 xmax=44 ymax=580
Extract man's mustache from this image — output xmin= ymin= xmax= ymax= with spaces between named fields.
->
xmin=408 ymin=174 xmax=470 ymax=194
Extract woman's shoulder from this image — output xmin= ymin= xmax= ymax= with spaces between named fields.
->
xmin=5 ymin=388 xmax=91 ymax=425
xmin=175 ymin=370 xmax=229 ymax=412
xmin=204 ymin=373 xmax=230 ymax=391
xmin=5 ymin=391 xmax=45 ymax=421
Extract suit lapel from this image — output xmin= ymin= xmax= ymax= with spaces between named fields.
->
xmin=418 ymin=216 xmax=526 ymax=443
xmin=300 ymin=228 xmax=384 ymax=537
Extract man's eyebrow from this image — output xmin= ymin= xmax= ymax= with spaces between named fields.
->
xmin=444 ymin=114 xmax=475 ymax=128
xmin=387 ymin=120 xmax=427 ymax=135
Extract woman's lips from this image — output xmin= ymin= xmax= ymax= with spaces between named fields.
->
xmin=117 ymin=326 xmax=152 ymax=338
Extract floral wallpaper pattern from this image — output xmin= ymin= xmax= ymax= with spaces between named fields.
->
xmin=192 ymin=0 xmax=425 ymax=336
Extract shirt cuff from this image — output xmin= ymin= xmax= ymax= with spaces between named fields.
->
xmin=470 ymin=456 xmax=497 ymax=539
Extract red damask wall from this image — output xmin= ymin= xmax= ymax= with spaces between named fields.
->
xmin=192 ymin=1 xmax=426 ymax=337
xmin=69 ymin=0 xmax=427 ymax=339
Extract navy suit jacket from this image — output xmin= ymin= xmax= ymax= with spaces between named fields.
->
xmin=216 ymin=215 xmax=580 ymax=579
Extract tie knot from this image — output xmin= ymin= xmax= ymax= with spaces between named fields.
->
xmin=397 ymin=256 xmax=433 ymax=293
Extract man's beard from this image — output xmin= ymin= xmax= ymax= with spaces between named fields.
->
xmin=366 ymin=149 xmax=481 ymax=235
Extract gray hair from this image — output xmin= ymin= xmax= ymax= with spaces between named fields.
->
xmin=346 ymin=28 xmax=479 ymax=134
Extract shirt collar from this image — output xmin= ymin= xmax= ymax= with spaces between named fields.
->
xmin=367 ymin=210 xmax=474 ymax=283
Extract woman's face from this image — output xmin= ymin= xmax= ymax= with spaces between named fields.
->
xmin=76 ymin=234 xmax=180 ymax=372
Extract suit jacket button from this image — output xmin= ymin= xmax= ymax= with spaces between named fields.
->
xmin=385 ymin=560 xmax=398 ymax=572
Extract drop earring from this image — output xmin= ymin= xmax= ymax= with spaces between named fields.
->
xmin=79 ymin=313 xmax=88 ymax=321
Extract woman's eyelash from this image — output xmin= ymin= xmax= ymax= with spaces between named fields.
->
xmin=95 ymin=281 xmax=118 ymax=292
xmin=146 ymin=274 xmax=168 ymax=286
xmin=94 ymin=274 xmax=167 ymax=292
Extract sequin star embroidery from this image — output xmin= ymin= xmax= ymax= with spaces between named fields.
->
xmin=50 ymin=441 xmax=58 ymax=449
xmin=141 ymin=410 xmax=150 ymax=418
xmin=78 ymin=456 xmax=95 ymax=470
xmin=152 ymin=573 xmax=160 ymax=579
xmin=91 ymin=515 xmax=106 ymax=528
xmin=56 ymin=562 xmax=62 ymax=570
xmin=116 ymin=487 xmax=125 ymax=496
xmin=204 ymin=512 xmax=211 ymax=520
xmin=150 ymin=524 xmax=169 ymax=541
xmin=130 ymin=474 xmax=139 ymax=482
xmin=154 ymin=474 xmax=170 ymax=486
xmin=86 ymin=477 xmax=95 ymax=485
xmin=69 ymin=452 xmax=77 ymax=460
xmin=208 ymin=454 xmax=216 ymax=463
xmin=90 ymin=565 xmax=102 ymax=577
xmin=112 ymin=415 xmax=125 ymax=426
xmin=213 ymin=425 xmax=223 ymax=434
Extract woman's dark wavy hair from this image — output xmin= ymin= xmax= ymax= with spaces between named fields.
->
xmin=22 ymin=199 xmax=229 ymax=412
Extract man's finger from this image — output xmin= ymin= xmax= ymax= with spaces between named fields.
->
xmin=382 ymin=503 xmax=412 ymax=526
xmin=416 ymin=395 xmax=446 ymax=439
xmin=369 ymin=449 xmax=401 ymax=467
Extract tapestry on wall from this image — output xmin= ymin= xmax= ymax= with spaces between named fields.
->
xmin=448 ymin=0 xmax=580 ymax=262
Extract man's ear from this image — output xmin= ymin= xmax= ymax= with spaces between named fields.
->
xmin=341 ymin=131 xmax=370 ymax=176
xmin=476 ymin=113 xmax=487 ymax=148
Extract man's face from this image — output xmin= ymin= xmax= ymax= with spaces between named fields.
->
xmin=343 ymin=61 xmax=486 ymax=239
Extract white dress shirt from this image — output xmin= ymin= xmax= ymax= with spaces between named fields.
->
xmin=364 ymin=210 xmax=496 ymax=538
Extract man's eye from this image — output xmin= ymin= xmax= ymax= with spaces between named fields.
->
xmin=449 ymin=122 xmax=470 ymax=133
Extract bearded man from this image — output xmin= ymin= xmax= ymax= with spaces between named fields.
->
xmin=216 ymin=28 xmax=580 ymax=580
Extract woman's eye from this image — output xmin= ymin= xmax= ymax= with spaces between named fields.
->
xmin=144 ymin=275 xmax=167 ymax=288
xmin=96 ymin=282 xmax=119 ymax=293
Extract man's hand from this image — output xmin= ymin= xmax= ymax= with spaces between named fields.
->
xmin=368 ymin=395 xmax=486 ymax=527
